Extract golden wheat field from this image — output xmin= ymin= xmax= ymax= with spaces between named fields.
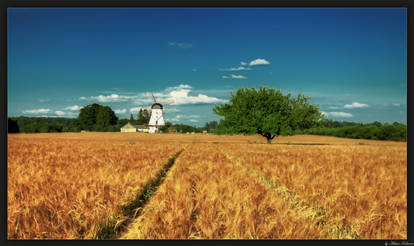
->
xmin=8 ymin=132 xmax=407 ymax=239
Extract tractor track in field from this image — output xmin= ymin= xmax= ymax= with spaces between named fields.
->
xmin=220 ymin=147 xmax=361 ymax=239
xmin=90 ymin=148 xmax=185 ymax=239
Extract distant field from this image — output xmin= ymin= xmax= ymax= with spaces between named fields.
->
xmin=8 ymin=133 xmax=407 ymax=239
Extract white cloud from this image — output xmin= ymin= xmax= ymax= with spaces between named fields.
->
xmin=164 ymin=107 xmax=180 ymax=113
xmin=114 ymin=109 xmax=127 ymax=114
xmin=324 ymin=111 xmax=353 ymax=118
xmin=392 ymin=103 xmax=400 ymax=106
xmin=130 ymin=107 xmax=145 ymax=113
xmin=143 ymin=84 xmax=226 ymax=105
xmin=55 ymin=111 xmax=66 ymax=116
xmin=79 ymin=94 xmax=134 ymax=103
xmin=222 ymin=74 xmax=247 ymax=79
xmin=170 ymin=114 xmax=200 ymax=122
xmin=168 ymin=42 xmax=192 ymax=49
xmin=23 ymin=108 xmax=50 ymax=114
xmin=39 ymin=99 xmax=50 ymax=102
xmin=241 ymin=61 xmax=247 ymax=66
xmin=220 ymin=66 xmax=251 ymax=71
xmin=231 ymin=74 xmax=247 ymax=79
xmin=166 ymin=84 xmax=192 ymax=91
xmin=175 ymin=114 xmax=199 ymax=119
xmin=81 ymin=84 xmax=226 ymax=107
xmin=344 ymin=102 xmax=369 ymax=109
xmin=168 ymin=88 xmax=226 ymax=105
xmin=65 ymin=105 xmax=81 ymax=111
xmin=249 ymin=58 xmax=270 ymax=66
xmin=327 ymin=106 xmax=339 ymax=109
xmin=96 ymin=94 xmax=121 ymax=102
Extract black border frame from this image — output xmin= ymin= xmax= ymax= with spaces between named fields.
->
xmin=1 ymin=0 xmax=411 ymax=246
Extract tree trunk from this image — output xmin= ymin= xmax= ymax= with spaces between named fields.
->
xmin=266 ymin=134 xmax=276 ymax=144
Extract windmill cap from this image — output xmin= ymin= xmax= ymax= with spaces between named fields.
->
xmin=151 ymin=103 xmax=163 ymax=109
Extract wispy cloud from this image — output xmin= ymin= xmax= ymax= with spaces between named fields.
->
xmin=65 ymin=105 xmax=81 ymax=111
xmin=220 ymin=66 xmax=251 ymax=71
xmin=322 ymin=111 xmax=353 ymax=118
xmin=23 ymin=108 xmax=50 ymax=114
xmin=168 ymin=42 xmax=193 ymax=49
xmin=114 ymin=109 xmax=126 ymax=114
xmin=344 ymin=102 xmax=369 ymax=109
xmin=392 ymin=103 xmax=401 ymax=106
xmin=164 ymin=107 xmax=180 ymax=113
xmin=240 ymin=61 xmax=247 ymax=66
xmin=39 ymin=99 xmax=50 ymax=102
xmin=249 ymin=58 xmax=270 ymax=66
xmin=222 ymin=74 xmax=247 ymax=79
xmin=170 ymin=114 xmax=200 ymax=122
xmin=327 ymin=106 xmax=339 ymax=109
xmin=56 ymin=111 xmax=77 ymax=117
xmin=80 ymin=94 xmax=133 ymax=103
xmin=55 ymin=110 xmax=65 ymax=116
xmin=192 ymin=68 xmax=198 ymax=72
xmin=130 ymin=107 xmax=149 ymax=114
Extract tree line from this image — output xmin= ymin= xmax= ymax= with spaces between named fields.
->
xmin=8 ymin=89 xmax=406 ymax=142
xmin=8 ymin=103 xmax=209 ymax=134
xmin=299 ymin=120 xmax=406 ymax=141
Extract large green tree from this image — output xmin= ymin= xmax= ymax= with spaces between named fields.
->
xmin=95 ymin=106 xmax=118 ymax=130
xmin=213 ymin=87 xmax=323 ymax=143
xmin=78 ymin=103 xmax=118 ymax=131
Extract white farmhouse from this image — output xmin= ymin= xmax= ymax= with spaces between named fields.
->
xmin=120 ymin=122 xmax=149 ymax=133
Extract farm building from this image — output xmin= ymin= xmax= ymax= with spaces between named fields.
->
xmin=120 ymin=122 xmax=149 ymax=133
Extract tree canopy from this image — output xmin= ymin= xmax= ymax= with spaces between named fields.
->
xmin=78 ymin=103 xmax=118 ymax=131
xmin=136 ymin=108 xmax=150 ymax=125
xmin=213 ymin=87 xmax=323 ymax=143
xmin=203 ymin=121 xmax=218 ymax=133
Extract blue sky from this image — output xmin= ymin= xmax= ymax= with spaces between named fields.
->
xmin=8 ymin=8 xmax=407 ymax=126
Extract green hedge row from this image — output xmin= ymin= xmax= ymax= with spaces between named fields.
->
xmin=299 ymin=123 xmax=406 ymax=141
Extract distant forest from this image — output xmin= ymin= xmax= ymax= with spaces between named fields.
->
xmin=299 ymin=119 xmax=407 ymax=141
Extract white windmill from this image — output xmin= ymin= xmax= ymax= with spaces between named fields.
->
xmin=148 ymin=93 xmax=174 ymax=133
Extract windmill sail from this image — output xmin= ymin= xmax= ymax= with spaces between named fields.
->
xmin=151 ymin=93 xmax=157 ymax=103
